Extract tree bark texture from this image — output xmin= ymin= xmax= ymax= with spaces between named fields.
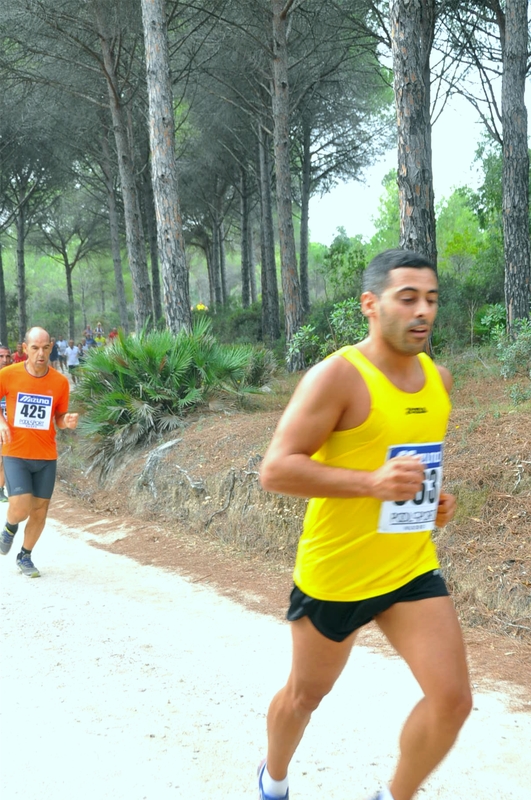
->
xmin=501 ymin=0 xmax=530 ymax=328
xmin=271 ymin=0 xmax=303 ymax=364
xmin=0 ymin=243 xmax=8 ymax=346
xmin=16 ymin=205 xmax=27 ymax=341
xmin=299 ymin=120 xmax=311 ymax=315
xmin=390 ymin=0 xmax=437 ymax=266
xmin=258 ymin=126 xmax=280 ymax=340
xmin=100 ymin=130 xmax=129 ymax=334
xmin=240 ymin=167 xmax=251 ymax=308
xmin=211 ymin=209 xmax=222 ymax=306
xmin=249 ymin=226 xmax=258 ymax=305
xmin=219 ymin=218 xmax=228 ymax=305
xmin=96 ymin=14 xmax=153 ymax=332
xmin=65 ymin=262 xmax=75 ymax=340
xmin=141 ymin=0 xmax=192 ymax=333
xmin=142 ymin=169 xmax=163 ymax=325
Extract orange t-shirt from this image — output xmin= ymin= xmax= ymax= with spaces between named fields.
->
xmin=0 ymin=363 xmax=70 ymax=460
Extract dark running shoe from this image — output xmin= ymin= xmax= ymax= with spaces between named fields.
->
xmin=257 ymin=760 xmax=289 ymax=800
xmin=16 ymin=553 xmax=41 ymax=578
xmin=0 ymin=487 xmax=8 ymax=503
xmin=0 ymin=525 xmax=15 ymax=555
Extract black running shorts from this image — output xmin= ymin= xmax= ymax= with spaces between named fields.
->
xmin=287 ymin=570 xmax=449 ymax=642
xmin=2 ymin=456 xmax=57 ymax=500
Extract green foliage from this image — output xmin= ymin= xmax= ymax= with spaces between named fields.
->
xmin=508 ymin=382 xmax=531 ymax=406
xmin=203 ymin=301 xmax=263 ymax=344
xmin=75 ymin=318 xmax=275 ymax=476
xmin=366 ymin=170 xmax=400 ymax=260
xmin=495 ymin=319 xmax=531 ymax=379
xmin=286 ymin=297 xmax=368 ymax=367
xmin=476 ymin=303 xmax=506 ymax=342
xmin=319 ymin=228 xmax=366 ymax=298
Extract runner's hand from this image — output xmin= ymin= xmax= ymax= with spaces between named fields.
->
xmin=369 ymin=456 xmax=425 ymax=501
xmin=435 ymin=492 xmax=456 ymax=527
xmin=63 ymin=413 xmax=79 ymax=430
xmin=0 ymin=425 xmax=11 ymax=444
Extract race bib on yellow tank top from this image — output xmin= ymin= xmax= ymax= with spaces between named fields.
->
xmin=377 ymin=442 xmax=443 ymax=534
xmin=14 ymin=392 xmax=53 ymax=430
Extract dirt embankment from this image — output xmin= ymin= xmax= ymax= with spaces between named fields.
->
xmin=54 ymin=371 xmax=531 ymax=691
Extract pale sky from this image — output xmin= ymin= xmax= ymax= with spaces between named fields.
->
xmin=308 ymin=93 xmax=489 ymax=247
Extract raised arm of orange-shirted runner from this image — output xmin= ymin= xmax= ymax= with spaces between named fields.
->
xmin=260 ymin=356 xmax=374 ymax=499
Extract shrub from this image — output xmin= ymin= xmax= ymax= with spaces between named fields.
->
xmin=496 ymin=318 xmax=531 ymax=379
xmin=75 ymin=317 xmax=274 ymax=476
xmin=286 ymin=298 xmax=368 ymax=367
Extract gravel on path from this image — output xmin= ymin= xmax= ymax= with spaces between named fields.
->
xmin=1 ymin=517 xmax=530 ymax=800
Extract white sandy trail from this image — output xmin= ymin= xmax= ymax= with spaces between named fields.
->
xmin=0 ymin=518 xmax=530 ymax=800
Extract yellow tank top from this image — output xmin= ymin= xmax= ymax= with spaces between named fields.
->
xmin=293 ymin=347 xmax=451 ymax=601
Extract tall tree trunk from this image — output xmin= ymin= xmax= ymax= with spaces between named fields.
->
xmin=140 ymin=0 xmax=192 ymax=333
xmin=390 ymin=0 xmax=437 ymax=266
xmin=100 ymin=129 xmax=129 ymax=334
xmin=65 ymin=263 xmax=75 ymax=340
xmin=16 ymin=206 xmax=27 ymax=341
xmin=299 ymin=120 xmax=311 ymax=314
xmin=205 ymin=240 xmax=215 ymax=309
xmin=258 ymin=126 xmax=280 ymax=340
xmin=0 ymin=242 xmax=7 ymax=346
xmin=501 ymin=0 xmax=530 ymax=330
xmin=219 ymin=219 xmax=228 ymax=305
xmin=249 ymin=226 xmax=258 ymax=305
xmin=142 ymin=168 xmax=163 ymax=325
xmin=271 ymin=0 xmax=303 ymax=366
xmin=96 ymin=9 xmax=153 ymax=332
xmin=241 ymin=167 xmax=251 ymax=308
xmin=211 ymin=210 xmax=222 ymax=306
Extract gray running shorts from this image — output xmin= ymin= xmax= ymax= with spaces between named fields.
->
xmin=2 ymin=456 xmax=57 ymax=499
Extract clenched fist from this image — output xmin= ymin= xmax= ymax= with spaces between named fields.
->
xmin=63 ymin=413 xmax=79 ymax=430
xmin=370 ymin=456 xmax=425 ymax=502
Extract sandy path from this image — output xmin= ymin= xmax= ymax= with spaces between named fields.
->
xmin=0 ymin=517 xmax=530 ymax=800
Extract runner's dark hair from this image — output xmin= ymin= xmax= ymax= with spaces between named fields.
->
xmin=363 ymin=248 xmax=436 ymax=296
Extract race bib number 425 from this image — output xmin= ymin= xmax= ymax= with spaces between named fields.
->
xmin=14 ymin=392 xmax=53 ymax=430
xmin=377 ymin=442 xmax=443 ymax=534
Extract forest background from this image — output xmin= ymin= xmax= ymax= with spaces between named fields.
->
xmin=0 ymin=0 xmax=529 ymax=364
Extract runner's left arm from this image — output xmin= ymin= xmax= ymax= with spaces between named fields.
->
xmin=56 ymin=412 xmax=79 ymax=430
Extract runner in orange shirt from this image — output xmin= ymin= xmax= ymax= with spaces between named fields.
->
xmin=0 ymin=327 xmax=79 ymax=577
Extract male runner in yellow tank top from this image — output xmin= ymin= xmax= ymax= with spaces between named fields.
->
xmin=258 ymin=249 xmax=472 ymax=800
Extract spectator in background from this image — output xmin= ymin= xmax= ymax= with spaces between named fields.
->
xmin=12 ymin=343 xmax=27 ymax=364
xmin=84 ymin=325 xmax=93 ymax=339
xmin=94 ymin=321 xmax=104 ymax=336
xmin=49 ymin=338 xmax=59 ymax=370
xmin=94 ymin=332 xmax=106 ymax=347
xmin=108 ymin=327 xmax=119 ymax=342
xmin=56 ymin=336 xmax=68 ymax=373
xmin=65 ymin=339 xmax=80 ymax=384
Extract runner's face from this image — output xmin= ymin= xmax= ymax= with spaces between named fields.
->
xmin=0 ymin=350 xmax=11 ymax=368
xmin=24 ymin=333 xmax=51 ymax=370
xmin=367 ymin=267 xmax=439 ymax=355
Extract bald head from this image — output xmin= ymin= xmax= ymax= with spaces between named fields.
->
xmin=23 ymin=327 xmax=52 ymax=376
xmin=25 ymin=327 xmax=51 ymax=345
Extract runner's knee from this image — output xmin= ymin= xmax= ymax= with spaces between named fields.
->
xmin=428 ymin=682 xmax=472 ymax=728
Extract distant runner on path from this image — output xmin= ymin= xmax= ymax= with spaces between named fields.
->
xmin=258 ymin=249 xmax=471 ymax=800
xmin=0 ymin=327 xmax=78 ymax=577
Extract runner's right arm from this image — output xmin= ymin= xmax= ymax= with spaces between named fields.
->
xmin=260 ymin=356 xmax=425 ymax=501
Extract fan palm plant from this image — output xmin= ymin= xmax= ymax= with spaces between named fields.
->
xmin=74 ymin=319 xmax=275 ymax=476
